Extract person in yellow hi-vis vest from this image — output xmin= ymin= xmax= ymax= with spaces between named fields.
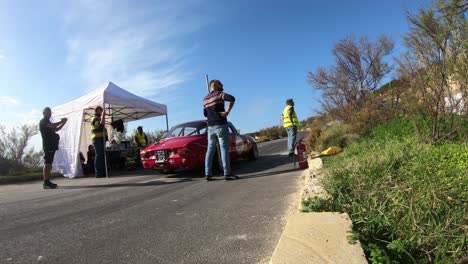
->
xmin=281 ymin=98 xmax=299 ymax=157
xmin=91 ymin=106 xmax=107 ymax=178
xmin=134 ymin=126 xmax=149 ymax=148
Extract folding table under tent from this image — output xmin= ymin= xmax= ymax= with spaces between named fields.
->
xmin=51 ymin=82 xmax=168 ymax=178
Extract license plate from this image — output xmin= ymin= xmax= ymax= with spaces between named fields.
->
xmin=156 ymin=150 xmax=167 ymax=162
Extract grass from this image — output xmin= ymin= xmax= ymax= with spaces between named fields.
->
xmin=302 ymin=119 xmax=468 ymax=263
xmin=0 ymin=167 xmax=42 ymax=177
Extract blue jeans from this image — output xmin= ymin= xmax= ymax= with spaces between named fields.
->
xmin=286 ymin=126 xmax=297 ymax=154
xmin=92 ymin=138 xmax=105 ymax=176
xmin=205 ymin=125 xmax=231 ymax=176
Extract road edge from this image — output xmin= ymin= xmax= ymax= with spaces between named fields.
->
xmin=269 ymin=157 xmax=368 ymax=264
xmin=0 ymin=173 xmax=62 ymax=185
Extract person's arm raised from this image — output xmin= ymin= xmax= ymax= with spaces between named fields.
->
xmin=46 ymin=118 xmax=67 ymax=131
xmin=100 ymin=109 xmax=106 ymax=126
xmin=55 ymin=118 xmax=68 ymax=131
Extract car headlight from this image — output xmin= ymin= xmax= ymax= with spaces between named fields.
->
xmin=169 ymin=147 xmax=189 ymax=157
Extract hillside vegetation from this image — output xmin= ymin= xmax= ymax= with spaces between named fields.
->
xmin=302 ymin=0 xmax=467 ymax=262
xmin=302 ymin=119 xmax=467 ymax=263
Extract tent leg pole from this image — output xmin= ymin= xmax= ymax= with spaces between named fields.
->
xmin=166 ymin=114 xmax=169 ymax=132
xmin=104 ymin=104 xmax=109 ymax=178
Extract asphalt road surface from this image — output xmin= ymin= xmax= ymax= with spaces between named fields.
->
xmin=0 ymin=133 xmax=307 ymax=264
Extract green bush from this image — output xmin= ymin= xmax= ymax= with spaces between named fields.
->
xmin=303 ymin=119 xmax=468 ymax=263
xmin=0 ymin=157 xmax=15 ymax=175
xmin=370 ymin=118 xmax=415 ymax=141
xmin=316 ymin=123 xmax=359 ymax=152
xmin=252 ymin=125 xmax=287 ymax=141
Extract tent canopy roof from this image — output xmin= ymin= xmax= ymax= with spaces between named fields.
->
xmin=53 ymin=82 xmax=167 ymax=123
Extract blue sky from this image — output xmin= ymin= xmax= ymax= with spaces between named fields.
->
xmin=0 ymin=0 xmax=432 ymax=150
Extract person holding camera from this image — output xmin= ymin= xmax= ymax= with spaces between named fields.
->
xmin=39 ymin=107 xmax=67 ymax=189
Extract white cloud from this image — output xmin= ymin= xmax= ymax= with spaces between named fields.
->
xmin=63 ymin=0 xmax=207 ymax=97
xmin=0 ymin=108 xmax=41 ymax=128
xmin=0 ymin=96 xmax=19 ymax=106
xmin=0 ymin=96 xmax=40 ymax=128
xmin=21 ymin=109 xmax=42 ymax=125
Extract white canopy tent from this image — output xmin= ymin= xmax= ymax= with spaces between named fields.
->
xmin=51 ymin=82 xmax=168 ymax=178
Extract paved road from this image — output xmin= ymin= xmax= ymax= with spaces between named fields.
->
xmin=0 ymin=133 xmax=307 ymax=264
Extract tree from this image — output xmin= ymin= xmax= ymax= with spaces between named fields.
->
xmin=0 ymin=124 xmax=39 ymax=166
xmin=0 ymin=125 xmax=5 ymax=159
xmin=396 ymin=0 xmax=467 ymax=143
xmin=23 ymin=149 xmax=44 ymax=168
xmin=0 ymin=156 xmax=14 ymax=175
xmin=307 ymin=35 xmax=394 ymax=132
xmin=145 ymin=130 xmax=166 ymax=144
xmin=123 ymin=128 xmax=166 ymax=145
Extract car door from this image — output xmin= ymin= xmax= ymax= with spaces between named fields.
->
xmin=228 ymin=123 xmax=244 ymax=160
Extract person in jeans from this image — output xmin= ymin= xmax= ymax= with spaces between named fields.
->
xmin=203 ymin=79 xmax=238 ymax=181
xmin=281 ymin=98 xmax=299 ymax=157
xmin=91 ymin=106 xmax=107 ymax=178
xmin=39 ymin=107 xmax=67 ymax=189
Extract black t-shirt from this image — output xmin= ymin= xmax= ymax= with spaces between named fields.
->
xmin=39 ymin=118 xmax=59 ymax=151
xmin=202 ymin=90 xmax=236 ymax=126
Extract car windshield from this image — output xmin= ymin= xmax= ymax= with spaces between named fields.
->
xmin=164 ymin=121 xmax=207 ymax=138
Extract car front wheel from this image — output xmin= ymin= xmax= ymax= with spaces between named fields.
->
xmin=248 ymin=143 xmax=259 ymax=160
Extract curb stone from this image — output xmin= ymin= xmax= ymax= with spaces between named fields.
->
xmin=301 ymin=157 xmax=330 ymax=204
xmin=0 ymin=173 xmax=61 ymax=185
xmin=270 ymin=157 xmax=367 ymax=264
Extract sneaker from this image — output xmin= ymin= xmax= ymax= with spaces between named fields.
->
xmin=43 ymin=181 xmax=57 ymax=189
xmin=224 ymin=174 xmax=239 ymax=181
xmin=45 ymin=180 xmax=58 ymax=187
xmin=204 ymin=176 xmax=213 ymax=181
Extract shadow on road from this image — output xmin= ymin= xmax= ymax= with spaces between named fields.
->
xmin=237 ymin=168 xmax=300 ymax=180
xmin=165 ymin=153 xmax=297 ymax=180
xmin=68 ymin=153 xmax=298 ymax=187
xmin=59 ymin=178 xmax=192 ymax=189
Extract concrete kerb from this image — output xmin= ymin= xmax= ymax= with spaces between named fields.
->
xmin=300 ymin=156 xmax=329 ymax=205
xmin=270 ymin=157 xmax=367 ymax=264
xmin=0 ymin=173 xmax=61 ymax=185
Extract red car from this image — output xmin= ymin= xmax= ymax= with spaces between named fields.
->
xmin=140 ymin=120 xmax=258 ymax=173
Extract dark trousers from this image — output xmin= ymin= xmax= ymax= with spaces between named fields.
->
xmin=93 ymin=138 xmax=106 ymax=176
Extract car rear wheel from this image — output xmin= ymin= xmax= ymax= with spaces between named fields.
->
xmin=248 ymin=143 xmax=259 ymax=160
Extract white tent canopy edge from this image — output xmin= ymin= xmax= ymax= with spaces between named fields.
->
xmin=51 ymin=82 xmax=168 ymax=178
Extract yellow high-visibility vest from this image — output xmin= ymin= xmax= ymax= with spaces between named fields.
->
xmin=282 ymin=105 xmax=298 ymax=128
xmin=135 ymin=132 xmax=147 ymax=147
xmin=91 ymin=116 xmax=104 ymax=139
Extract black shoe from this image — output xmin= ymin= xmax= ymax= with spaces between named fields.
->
xmin=204 ymin=176 xmax=213 ymax=181
xmin=43 ymin=181 xmax=57 ymax=189
xmin=288 ymin=152 xmax=294 ymax=157
xmin=45 ymin=180 xmax=58 ymax=187
xmin=95 ymin=175 xmax=106 ymax=178
xmin=224 ymin=174 xmax=239 ymax=181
